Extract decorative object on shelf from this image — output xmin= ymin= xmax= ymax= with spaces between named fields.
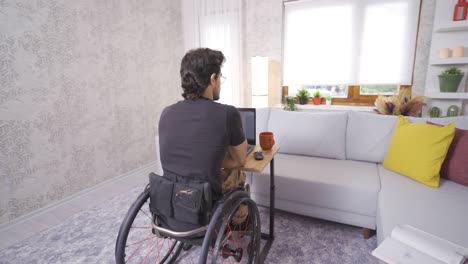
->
xmin=447 ymin=105 xmax=460 ymax=117
xmin=325 ymin=95 xmax=332 ymax=106
xmin=312 ymin=90 xmax=321 ymax=105
xmin=438 ymin=67 xmax=464 ymax=92
xmin=429 ymin=107 xmax=441 ymax=118
xmin=452 ymin=46 xmax=465 ymax=58
xmin=453 ymin=0 xmax=468 ymax=21
xmin=439 ymin=48 xmax=450 ymax=59
xmin=283 ymin=96 xmax=297 ymax=111
xmin=296 ymin=88 xmax=310 ymax=105
xmin=374 ymin=89 xmax=425 ymax=117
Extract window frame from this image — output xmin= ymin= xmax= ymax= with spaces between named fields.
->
xmin=282 ymin=85 xmax=413 ymax=106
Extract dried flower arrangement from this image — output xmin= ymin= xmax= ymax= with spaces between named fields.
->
xmin=374 ymin=88 xmax=426 ymax=117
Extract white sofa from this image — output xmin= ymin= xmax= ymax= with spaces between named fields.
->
xmin=249 ymin=108 xmax=468 ymax=247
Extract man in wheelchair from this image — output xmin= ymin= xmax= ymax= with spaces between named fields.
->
xmin=115 ymin=48 xmax=261 ymax=264
xmin=152 ymin=47 xmax=250 ymax=231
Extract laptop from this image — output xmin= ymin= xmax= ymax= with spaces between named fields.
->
xmin=237 ymin=108 xmax=256 ymax=155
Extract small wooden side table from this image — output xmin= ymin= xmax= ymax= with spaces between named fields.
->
xmin=240 ymin=144 xmax=279 ymax=263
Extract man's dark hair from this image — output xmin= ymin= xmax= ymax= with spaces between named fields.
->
xmin=180 ymin=48 xmax=226 ymax=100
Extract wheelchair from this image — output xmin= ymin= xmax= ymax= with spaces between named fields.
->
xmin=115 ymin=174 xmax=261 ymax=264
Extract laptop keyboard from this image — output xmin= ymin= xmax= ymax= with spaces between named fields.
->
xmin=247 ymin=145 xmax=254 ymax=155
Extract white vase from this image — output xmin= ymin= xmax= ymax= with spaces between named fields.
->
xmin=326 ymin=100 xmax=332 ymax=106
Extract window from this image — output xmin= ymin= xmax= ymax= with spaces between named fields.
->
xmin=283 ymin=0 xmax=420 ymax=103
xmin=360 ymin=85 xmax=399 ymax=95
xmin=288 ymin=85 xmax=348 ymax=98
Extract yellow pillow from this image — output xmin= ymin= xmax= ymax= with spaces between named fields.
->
xmin=383 ymin=116 xmax=455 ymax=188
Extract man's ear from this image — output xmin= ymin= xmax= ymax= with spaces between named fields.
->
xmin=210 ymin=73 xmax=217 ymax=85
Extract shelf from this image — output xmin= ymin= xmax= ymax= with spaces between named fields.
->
xmin=430 ymin=57 xmax=468 ymax=65
xmin=425 ymin=92 xmax=468 ymax=99
xmin=434 ymin=21 xmax=468 ymax=32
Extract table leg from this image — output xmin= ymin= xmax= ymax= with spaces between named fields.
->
xmin=260 ymin=158 xmax=275 ymax=240
xmin=259 ymin=158 xmax=275 ymax=262
xmin=269 ymin=158 xmax=275 ymax=239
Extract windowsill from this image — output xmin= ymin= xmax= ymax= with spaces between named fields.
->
xmin=273 ymin=104 xmax=375 ymax=112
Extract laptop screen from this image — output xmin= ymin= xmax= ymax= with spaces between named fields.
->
xmin=237 ymin=108 xmax=256 ymax=145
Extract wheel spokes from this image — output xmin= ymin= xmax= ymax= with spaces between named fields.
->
xmin=209 ymin=202 xmax=257 ymax=263
xmin=125 ymin=205 xmax=178 ymax=264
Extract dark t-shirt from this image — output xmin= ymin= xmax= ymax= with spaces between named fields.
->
xmin=158 ymin=98 xmax=245 ymax=197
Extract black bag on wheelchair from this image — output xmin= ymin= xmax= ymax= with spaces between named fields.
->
xmin=148 ymin=172 xmax=212 ymax=232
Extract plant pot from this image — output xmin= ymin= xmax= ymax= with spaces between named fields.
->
xmin=325 ymin=100 xmax=332 ymax=106
xmin=312 ymin=97 xmax=321 ymax=105
xmin=438 ymin=74 xmax=464 ymax=92
xmin=298 ymin=98 xmax=308 ymax=105
xmin=447 ymin=105 xmax=460 ymax=117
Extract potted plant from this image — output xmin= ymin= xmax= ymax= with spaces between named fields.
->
xmin=325 ymin=95 xmax=332 ymax=106
xmin=438 ymin=67 xmax=464 ymax=92
xmin=312 ymin=90 xmax=322 ymax=105
xmin=283 ymin=96 xmax=297 ymax=111
xmin=296 ymin=88 xmax=310 ymax=105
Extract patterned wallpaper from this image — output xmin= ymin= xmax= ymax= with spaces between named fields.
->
xmin=0 ymin=0 xmax=183 ymax=225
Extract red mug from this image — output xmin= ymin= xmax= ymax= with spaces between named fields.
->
xmin=259 ymin=132 xmax=275 ymax=151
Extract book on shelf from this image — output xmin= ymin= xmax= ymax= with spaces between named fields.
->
xmin=372 ymin=225 xmax=468 ymax=264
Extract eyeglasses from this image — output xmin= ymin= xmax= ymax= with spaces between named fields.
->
xmin=219 ymin=74 xmax=227 ymax=84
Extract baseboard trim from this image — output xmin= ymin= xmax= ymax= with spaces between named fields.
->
xmin=0 ymin=161 xmax=160 ymax=250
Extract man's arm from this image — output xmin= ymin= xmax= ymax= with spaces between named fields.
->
xmin=222 ymin=140 xmax=247 ymax=168
xmin=222 ymin=106 xmax=247 ymax=168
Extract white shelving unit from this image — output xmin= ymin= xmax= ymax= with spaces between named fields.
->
xmin=434 ymin=20 xmax=468 ymax=32
xmin=430 ymin=57 xmax=468 ymax=65
xmin=423 ymin=0 xmax=468 ymax=117
xmin=425 ymin=92 xmax=468 ymax=99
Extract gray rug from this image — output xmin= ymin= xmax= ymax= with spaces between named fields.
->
xmin=0 ymin=186 xmax=378 ymax=263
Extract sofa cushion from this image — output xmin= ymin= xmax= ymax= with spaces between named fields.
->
xmin=250 ymin=153 xmax=380 ymax=218
xmin=430 ymin=116 xmax=468 ymax=129
xmin=406 ymin=116 xmax=429 ymax=124
xmin=346 ymin=111 xmax=398 ymax=163
xmin=377 ymin=165 xmax=468 ymax=248
xmin=383 ymin=116 xmax=455 ymax=188
xmin=427 ymin=123 xmax=468 ymax=187
xmin=409 ymin=116 xmax=468 ymax=129
xmin=268 ymin=109 xmax=347 ymax=159
xmin=255 ymin=107 xmax=271 ymax=144
xmin=383 ymin=116 xmax=455 ymax=187
xmin=441 ymin=127 xmax=468 ymax=187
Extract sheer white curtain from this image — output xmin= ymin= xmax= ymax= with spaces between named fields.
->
xmin=283 ymin=0 xmax=420 ymax=86
xmin=182 ymin=0 xmax=242 ymax=106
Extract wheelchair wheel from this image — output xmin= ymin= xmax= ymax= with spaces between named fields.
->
xmin=199 ymin=191 xmax=261 ymax=264
xmin=115 ymin=189 xmax=183 ymax=264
